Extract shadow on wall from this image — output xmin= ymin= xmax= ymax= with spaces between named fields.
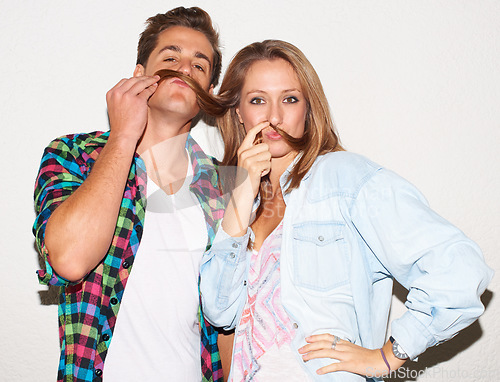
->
xmin=35 ymin=242 xmax=60 ymax=305
xmin=38 ymin=285 xmax=60 ymax=305
xmin=387 ymin=282 xmax=494 ymax=382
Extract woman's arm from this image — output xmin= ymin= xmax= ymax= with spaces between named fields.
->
xmin=351 ymin=168 xmax=493 ymax=359
xmin=220 ymin=122 xmax=271 ymax=237
xmin=200 ymin=122 xmax=272 ymax=328
xmin=298 ymin=167 xmax=493 ymax=377
xmin=200 ymin=225 xmax=252 ymax=329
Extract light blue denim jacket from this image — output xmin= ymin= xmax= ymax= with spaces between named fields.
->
xmin=200 ymin=152 xmax=493 ymax=381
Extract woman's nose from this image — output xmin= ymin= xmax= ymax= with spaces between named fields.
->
xmin=268 ymin=103 xmax=283 ymax=127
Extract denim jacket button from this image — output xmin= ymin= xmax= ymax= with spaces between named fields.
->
xmin=230 ymin=252 xmax=236 ymax=259
xmin=318 ymin=235 xmax=324 ymax=242
xmin=232 ymin=242 xmax=239 ymax=248
xmin=293 ymin=323 xmax=298 ymax=329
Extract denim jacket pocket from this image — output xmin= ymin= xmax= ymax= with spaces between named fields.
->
xmin=292 ymin=221 xmax=349 ymax=291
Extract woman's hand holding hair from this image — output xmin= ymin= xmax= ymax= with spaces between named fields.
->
xmin=221 ymin=122 xmax=271 ymax=237
xmin=236 ymin=122 xmax=272 ymax=198
xmin=298 ymin=334 xmax=406 ymax=378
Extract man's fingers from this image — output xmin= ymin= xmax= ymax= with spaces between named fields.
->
xmin=110 ymin=75 xmax=160 ymax=96
xmin=139 ymin=82 xmax=158 ymax=100
xmin=126 ymin=75 xmax=160 ymax=96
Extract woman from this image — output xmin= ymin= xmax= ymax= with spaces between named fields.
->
xmin=200 ymin=40 xmax=493 ymax=381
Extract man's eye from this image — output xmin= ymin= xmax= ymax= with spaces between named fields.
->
xmin=284 ymin=96 xmax=298 ymax=103
xmin=250 ymin=98 xmax=265 ymax=104
xmin=194 ymin=64 xmax=205 ymax=72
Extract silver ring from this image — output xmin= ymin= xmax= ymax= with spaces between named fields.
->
xmin=331 ymin=335 xmax=340 ymax=350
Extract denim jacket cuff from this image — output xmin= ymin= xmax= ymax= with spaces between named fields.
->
xmin=211 ymin=225 xmax=251 ymax=265
xmin=391 ymin=311 xmax=436 ymax=360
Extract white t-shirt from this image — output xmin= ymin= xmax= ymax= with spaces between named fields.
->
xmin=104 ymin=154 xmax=208 ymax=381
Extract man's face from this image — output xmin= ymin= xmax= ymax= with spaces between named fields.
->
xmin=135 ymin=26 xmax=214 ymax=120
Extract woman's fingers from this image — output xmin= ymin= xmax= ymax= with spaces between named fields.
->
xmin=239 ymin=143 xmax=270 ymax=163
xmin=299 ymin=337 xmax=350 ymax=362
xmin=302 ymin=348 xmax=342 ymax=361
xmin=239 ymin=121 xmax=270 ymax=152
xmin=316 ymin=362 xmax=345 ymax=375
xmin=235 ymin=121 xmax=272 ymax=197
xmin=299 ymin=333 xmax=342 ymax=354
xmin=239 ymin=145 xmax=271 ymax=178
xmin=305 ymin=333 xmax=336 ymax=343
xmin=299 ymin=335 xmax=390 ymax=378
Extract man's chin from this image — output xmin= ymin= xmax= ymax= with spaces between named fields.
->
xmin=151 ymin=104 xmax=199 ymax=121
xmin=149 ymin=94 xmax=198 ymax=117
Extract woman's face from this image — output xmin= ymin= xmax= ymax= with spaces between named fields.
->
xmin=236 ymin=58 xmax=307 ymax=159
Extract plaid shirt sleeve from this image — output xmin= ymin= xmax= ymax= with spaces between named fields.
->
xmin=33 ymin=134 xmax=91 ymax=286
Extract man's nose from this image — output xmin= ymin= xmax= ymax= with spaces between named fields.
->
xmin=176 ymin=59 xmax=192 ymax=76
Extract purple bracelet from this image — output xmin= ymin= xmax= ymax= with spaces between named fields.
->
xmin=380 ymin=348 xmax=391 ymax=373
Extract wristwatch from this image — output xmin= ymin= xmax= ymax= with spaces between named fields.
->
xmin=389 ymin=336 xmax=409 ymax=360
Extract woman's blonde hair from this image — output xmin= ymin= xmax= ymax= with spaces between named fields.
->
xmin=218 ymin=40 xmax=344 ymax=191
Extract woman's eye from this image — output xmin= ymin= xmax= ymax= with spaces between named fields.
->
xmin=284 ymin=96 xmax=299 ymax=103
xmin=250 ymin=98 xmax=265 ymax=104
xmin=164 ymin=57 xmax=176 ymax=62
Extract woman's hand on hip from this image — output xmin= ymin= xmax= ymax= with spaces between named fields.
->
xmin=298 ymin=333 xmax=403 ymax=378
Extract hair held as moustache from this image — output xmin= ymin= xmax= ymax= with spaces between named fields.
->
xmin=154 ymin=69 xmax=308 ymax=149
xmin=155 ymin=69 xmax=231 ymax=117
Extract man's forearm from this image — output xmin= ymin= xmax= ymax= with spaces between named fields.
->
xmin=45 ymin=135 xmax=137 ymax=282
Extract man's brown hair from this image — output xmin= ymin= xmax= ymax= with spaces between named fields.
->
xmin=137 ymin=7 xmax=222 ymax=87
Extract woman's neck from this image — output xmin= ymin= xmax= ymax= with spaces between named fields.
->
xmin=268 ymin=151 xmax=297 ymax=196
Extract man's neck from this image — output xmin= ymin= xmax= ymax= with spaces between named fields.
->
xmin=137 ymin=112 xmax=193 ymax=194
xmin=136 ymin=110 xmax=192 ymax=154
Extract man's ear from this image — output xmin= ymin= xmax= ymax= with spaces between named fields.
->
xmin=235 ymin=108 xmax=244 ymax=124
xmin=134 ymin=64 xmax=145 ymax=77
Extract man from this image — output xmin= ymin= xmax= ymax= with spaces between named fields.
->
xmin=33 ymin=7 xmax=229 ymax=381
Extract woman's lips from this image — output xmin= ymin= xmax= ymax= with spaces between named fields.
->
xmin=264 ymin=130 xmax=282 ymax=140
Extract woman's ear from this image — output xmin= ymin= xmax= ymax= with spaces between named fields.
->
xmin=134 ymin=64 xmax=145 ymax=77
xmin=235 ymin=108 xmax=244 ymax=124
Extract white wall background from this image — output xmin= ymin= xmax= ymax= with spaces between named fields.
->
xmin=1 ymin=0 xmax=498 ymax=381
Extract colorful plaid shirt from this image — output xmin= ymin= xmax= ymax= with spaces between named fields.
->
xmin=33 ymin=131 xmax=226 ymax=382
